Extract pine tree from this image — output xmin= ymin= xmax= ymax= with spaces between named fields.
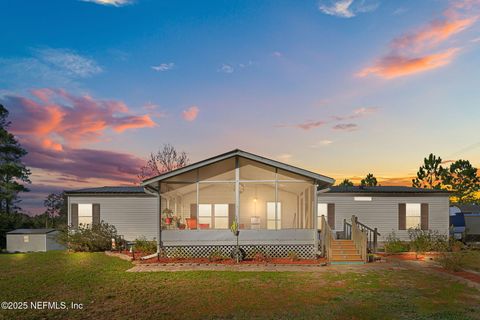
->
xmin=360 ymin=173 xmax=378 ymax=187
xmin=412 ymin=153 xmax=447 ymax=189
xmin=443 ymin=159 xmax=480 ymax=203
xmin=0 ymin=104 xmax=31 ymax=214
xmin=338 ymin=179 xmax=354 ymax=187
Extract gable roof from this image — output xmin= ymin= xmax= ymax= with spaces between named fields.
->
xmin=141 ymin=149 xmax=335 ymax=187
xmin=451 ymin=203 xmax=480 ymax=213
xmin=65 ymin=186 xmax=149 ymax=195
xmin=7 ymin=228 xmax=57 ymax=235
xmin=324 ymin=186 xmax=450 ymax=194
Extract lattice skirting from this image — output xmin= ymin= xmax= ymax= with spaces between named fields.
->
xmin=162 ymin=244 xmax=316 ymax=259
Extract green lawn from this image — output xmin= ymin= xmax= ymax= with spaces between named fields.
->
xmin=463 ymin=250 xmax=480 ymax=272
xmin=1 ymin=252 xmax=479 ymax=320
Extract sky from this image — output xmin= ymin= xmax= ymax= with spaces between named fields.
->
xmin=1 ymin=0 xmax=479 ymax=214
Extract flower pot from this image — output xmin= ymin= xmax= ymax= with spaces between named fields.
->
xmin=179 ymin=224 xmax=186 ymax=230
xmin=165 ymin=217 xmax=172 ymax=225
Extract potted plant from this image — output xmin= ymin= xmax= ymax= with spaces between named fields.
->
xmin=163 ymin=208 xmax=173 ymax=225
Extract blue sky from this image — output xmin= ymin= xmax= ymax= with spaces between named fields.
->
xmin=1 ymin=0 xmax=479 ymax=213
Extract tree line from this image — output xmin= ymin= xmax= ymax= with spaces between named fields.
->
xmin=337 ymin=153 xmax=480 ymax=203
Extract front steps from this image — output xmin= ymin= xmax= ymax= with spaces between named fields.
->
xmin=329 ymin=240 xmax=364 ymax=265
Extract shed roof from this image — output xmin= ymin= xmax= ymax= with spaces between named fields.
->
xmin=7 ymin=228 xmax=57 ymax=235
xmin=325 ymin=186 xmax=450 ymax=194
xmin=451 ymin=203 xmax=480 ymax=213
xmin=141 ymin=149 xmax=335 ymax=187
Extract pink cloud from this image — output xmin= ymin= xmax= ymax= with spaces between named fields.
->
xmin=357 ymin=48 xmax=459 ymax=79
xmin=295 ymin=120 xmax=326 ymax=130
xmin=358 ymin=1 xmax=478 ymax=79
xmin=182 ymin=105 xmax=199 ymax=122
xmin=4 ymin=88 xmax=156 ymax=148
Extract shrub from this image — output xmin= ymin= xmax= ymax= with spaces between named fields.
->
xmin=58 ymin=221 xmax=119 ymax=252
xmin=408 ymin=228 xmax=448 ymax=253
xmin=436 ymin=251 xmax=466 ymax=271
xmin=384 ymin=231 xmax=409 ymax=253
xmin=134 ymin=236 xmax=157 ymax=255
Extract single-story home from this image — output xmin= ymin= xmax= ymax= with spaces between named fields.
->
xmin=6 ymin=229 xmax=65 ymax=253
xmin=66 ymin=149 xmax=450 ymax=262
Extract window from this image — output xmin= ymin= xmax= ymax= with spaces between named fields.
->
xmin=266 ymin=202 xmax=281 ymax=230
xmin=78 ymin=204 xmax=93 ymax=227
xmin=406 ymin=203 xmax=421 ymax=229
xmin=354 ymin=196 xmax=372 ymax=201
xmin=23 ymin=235 xmax=29 ymax=243
xmin=198 ymin=204 xmax=230 ymax=229
xmin=214 ymin=204 xmax=229 ymax=229
xmin=317 ymin=203 xmax=327 ymax=229
xmin=198 ymin=204 xmax=212 ymax=229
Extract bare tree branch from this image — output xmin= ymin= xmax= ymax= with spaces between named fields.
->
xmin=138 ymin=144 xmax=189 ymax=181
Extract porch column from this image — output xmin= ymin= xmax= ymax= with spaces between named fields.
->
xmin=235 ymin=157 xmax=240 ymax=224
xmin=158 ymin=181 xmax=163 ymax=250
xmin=313 ymin=183 xmax=319 ymax=251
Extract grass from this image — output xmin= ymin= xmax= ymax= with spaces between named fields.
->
xmin=463 ymin=250 xmax=480 ymax=272
xmin=0 ymin=251 xmax=480 ymax=320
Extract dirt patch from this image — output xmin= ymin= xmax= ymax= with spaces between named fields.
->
xmin=432 ymin=267 xmax=480 ymax=284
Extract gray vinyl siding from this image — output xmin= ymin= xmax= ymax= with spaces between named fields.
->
xmin=7 ymin=234 xmax=47 ymax=252
xmin=68 ymin=196 xmax=157 ymax=241
xmin=317 ymin=194 xmax=450 ymax=241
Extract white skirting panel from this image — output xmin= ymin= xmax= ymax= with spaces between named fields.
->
xmin=162 ymin=229 xmax=316 ymax=246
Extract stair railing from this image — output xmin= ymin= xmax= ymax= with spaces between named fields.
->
xmin=320 ymin=215 xmax=334 ymax=261
xmin=343 ymin=216 xmax=380 ymax=253
xmin=350 ymin=215 xmax=368 ymax=262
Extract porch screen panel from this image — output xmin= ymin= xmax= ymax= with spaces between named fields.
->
xmin=239 ymin=182 xmax=275 ymax=230
xmin=198 ymin=182 xmax=235 ymax=229
xmin=160 ymin=181 xmax=197 ymax=230
xmin=278 ymin=182 xmax=314 ymax=229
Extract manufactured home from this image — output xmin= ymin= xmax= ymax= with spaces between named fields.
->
xmin=66 ymin=149 xmax=450 ymax=263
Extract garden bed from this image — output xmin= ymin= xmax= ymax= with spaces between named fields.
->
xmin=139 ymin=256 xmax=327 ymax=265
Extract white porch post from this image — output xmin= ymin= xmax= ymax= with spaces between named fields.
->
xmin=313 ymin=183 xmax=319 ymax=251
xmin=158 ymin=181 xmax=162 ymax=250
xmin=235 ymin=157 xmax=240 ymax=226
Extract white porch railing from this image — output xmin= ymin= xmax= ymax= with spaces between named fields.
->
xmin=320 ymin=215 xmax=334 ymax=261
xmin=350 ymin=215 xmax=368 ymax=262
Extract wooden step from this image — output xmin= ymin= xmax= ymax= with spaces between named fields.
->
xmin=331 ymin=254 xmax=363 ymax=261
xmin=331 ymin=245 xmax=357 ymax=250
xmin=331 ymin=249 xmax=359 ymax=255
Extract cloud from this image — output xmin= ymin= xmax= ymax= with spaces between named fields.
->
xmin=332 ymin=123 xmax=358 ymax=131
xmin=182 ymin=106 xmax=199 ymax=122
xmin=151 ymin=63 xmax=175 ymax=72
xmin=358 ymin=1 xmax=478 ymax=79
xmin=318 ymin=0 xmax=379 ymax=18
xmin=80 ymin=0 xmax=134 ymax=6
xmin=357 ymin=48 xmax=459 ymax=78
xmin=333 ymin=106 xmax=378 ymax=120
xmin=23 ymin=141 xmax=144 ymax=183
xmin=218 ymin=64 xmax=234 ymax=73
xmin=283 ymin=107 xmax=377 ymax=131
xmin=311 ymin=140 xmax=333 ymax=148
xmin=34 ymin=48 xmax=103 ymax=78
xmin=0 ymin=48 xmax=102 ymax=89
xmin=295 ymin=120 xmax=326 ymax=131
xmin=3 ymin=88 xmax=156 ymax=149
xmin=272 ymin=51 xmax=283 ymax=57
